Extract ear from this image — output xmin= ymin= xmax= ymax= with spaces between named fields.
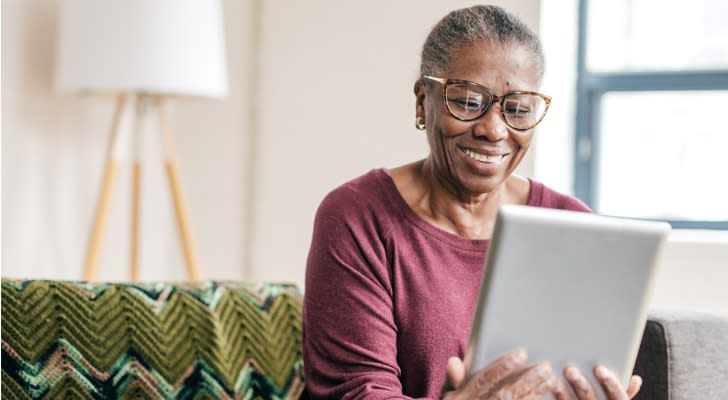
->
xmin=414 ymin=79 xmax=427 ymax=118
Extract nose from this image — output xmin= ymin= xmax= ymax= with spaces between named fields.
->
xmin=472 ymin=104 xmax=509 ymax=142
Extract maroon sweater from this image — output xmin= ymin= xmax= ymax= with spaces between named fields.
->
xmin=302 ymin=169 xmax=590 ymax=399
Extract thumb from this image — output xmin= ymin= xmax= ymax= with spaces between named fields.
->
xmin=445 ymin=357 xmax=466 ymax=390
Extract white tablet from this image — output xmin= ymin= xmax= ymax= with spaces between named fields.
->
xmin=464 ymin=205 xmax=671 ymax=399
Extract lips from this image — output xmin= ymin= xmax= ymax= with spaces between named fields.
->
xmin=458 ymin=145 xmax=510 ymax=164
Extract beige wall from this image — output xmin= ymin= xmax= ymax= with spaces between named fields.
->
xmin=2 ymin=1 xmax=725 ymax=315
xmin=1 ymin=0 xmax=255 ymax=282
xmin=650 ymin=232 xmax=728 ymax=316
xmin=2 ymin=0 xmax=536 ymax=284
xmin=247 ymin=0 xmax=540 ymax=285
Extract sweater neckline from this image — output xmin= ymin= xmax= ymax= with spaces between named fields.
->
xmin=373 ymin=168 xmax=543 ymax=251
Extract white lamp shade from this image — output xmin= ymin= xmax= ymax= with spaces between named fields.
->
xmin=55 ymin=0 xmax=228 ymax=98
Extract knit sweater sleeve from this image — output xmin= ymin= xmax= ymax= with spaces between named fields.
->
xmin=530 ymin=180 xmax=592 ymax=212
xmin=302 ymin=184 xmax=427 ymax=400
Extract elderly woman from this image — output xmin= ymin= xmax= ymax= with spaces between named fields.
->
xmin=302 ymin=5 xmax=641 ymax=400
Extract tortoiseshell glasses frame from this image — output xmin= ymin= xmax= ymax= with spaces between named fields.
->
xmin=422 ymin=75 xmax=552 ymax=131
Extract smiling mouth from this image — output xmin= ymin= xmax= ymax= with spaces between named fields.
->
xmin=458 ymin=146 xmax=509 ymax=164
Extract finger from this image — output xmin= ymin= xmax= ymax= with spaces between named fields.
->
xmin=489 ymin=362 xmax=555 ymax=399
xmin=564 ymin=366 xmax=599 ymax=400
xmin=470 ymin=349 xmax=528 ymax=395
xmin=443 ymin=357 xmax=466 ymax=391
xmin=552 ymin=378 xmax=576 ymax=400
xmin=523 ymin=373 xmax=558 ymax=400
xmin=626 ymin=375 xmax=642 ymax=399
xmin=594 ymin=366 xmax=628 ymax=400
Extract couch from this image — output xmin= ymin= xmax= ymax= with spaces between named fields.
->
xmin=1 ymin=280 xmax=304 ymax=399
xmin=632 ymin=307 xmax=728 ymax=400
xmin=2 ymin=279 xmax=727 ymax=399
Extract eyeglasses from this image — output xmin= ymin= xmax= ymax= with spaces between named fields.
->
xmin=422 ymin=75 xmax=551 ymax=131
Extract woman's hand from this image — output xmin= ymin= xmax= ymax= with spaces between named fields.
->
xmin=441 ymin=349 xmax=558 ymax=400
xmin=556 ymin=365 xmax=642 ymax=400
xmin=440 ymin=350 xmax=642 ymax=400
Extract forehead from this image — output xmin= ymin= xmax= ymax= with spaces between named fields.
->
xmin=445 ymin=41 xmax=540 ymax=92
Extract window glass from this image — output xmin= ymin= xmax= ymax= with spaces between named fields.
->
xmin=587 ymin=0 xmax=728 ymax=72
xmin=597 ymin=91 xmax=728 ymax=221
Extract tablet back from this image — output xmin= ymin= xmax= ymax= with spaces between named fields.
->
xmin=465 ymin=205 xmax=670 ymax=399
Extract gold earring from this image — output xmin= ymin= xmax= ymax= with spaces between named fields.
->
xmin=415 ymin=116 xmax=426 ymax=130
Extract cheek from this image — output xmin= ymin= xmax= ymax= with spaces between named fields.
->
xmin=425 ymin=96 xmax=466 ymax=136
xmin=512 ymin=131 xmax=535 ymax=149
xmin=426 ymin=119 xmax=458 ymax=164
xmin=433 ymin=112 xmax=470 ymax=138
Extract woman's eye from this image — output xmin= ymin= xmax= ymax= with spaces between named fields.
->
xmin=452 ymin=98 xmax=482 ymax=110
xmin=503 ymin=98 xmax=534 ymax=117
xmin=505 ymin=106 xmax=531 ymax=116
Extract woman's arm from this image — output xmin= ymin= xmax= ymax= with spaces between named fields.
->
xmin=303 ymin=189 xmax=422 ymax=400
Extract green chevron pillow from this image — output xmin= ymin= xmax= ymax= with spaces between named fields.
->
xmin=1 ymin=279 xmax=304 ymax=399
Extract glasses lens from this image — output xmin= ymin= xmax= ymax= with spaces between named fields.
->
xmin=445 ymin=84 xmax=492 ymax=120
xmin=502 ymin=93 xmax=548 ymax=129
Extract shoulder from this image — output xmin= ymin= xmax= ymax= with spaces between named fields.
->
xmin=528 ymin=179 xmax=592 ymax=212
xmin=308 ymin=169 xmax=399 ymax=289
xmin=314 ymin=168 xmax=402 ymax=232
xmin=320 ymin=168 xmax=385 ymax=202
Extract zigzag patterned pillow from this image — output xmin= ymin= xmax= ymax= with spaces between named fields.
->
xmin=1 ymin=280 xmax=305 ymax=399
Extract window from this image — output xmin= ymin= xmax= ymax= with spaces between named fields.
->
xmin=575 ymin=0 xmax=728 ymax=229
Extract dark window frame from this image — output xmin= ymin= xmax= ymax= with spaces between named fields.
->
xmin=574 ymin=0 xmax=728 ymax=230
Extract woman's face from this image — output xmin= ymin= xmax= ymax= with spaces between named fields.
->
xmin=416 ymin=41 xmax=541 ymax=197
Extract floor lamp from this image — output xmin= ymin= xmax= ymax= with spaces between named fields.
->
xmin=55 ymin=0 xmax=228 ymax=282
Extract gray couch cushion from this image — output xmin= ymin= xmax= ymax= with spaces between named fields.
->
xmin=633 ymin=308 xmax=728 ymax=400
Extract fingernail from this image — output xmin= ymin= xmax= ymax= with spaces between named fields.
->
xmin=513 ymin=348 xmax=527 ymax=363
xmin=566 ymin=367 xmax=589 ymax=390
xmin=595 ymin=366 xmax=608 ymax=379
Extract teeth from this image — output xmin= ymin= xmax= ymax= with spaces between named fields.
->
xmin=462 ymin=147 xmax=506 ymax=163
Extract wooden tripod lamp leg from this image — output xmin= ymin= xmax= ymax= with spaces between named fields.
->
xmin=83 ymin=94 xmax=129 ymax=282
xmin=130 ymin=94 xmax=145 ymax=283
xmin=130 ymin=160 xmax=141 ymax=282
xmin=155 ymin=96 xmax=202 ymax=281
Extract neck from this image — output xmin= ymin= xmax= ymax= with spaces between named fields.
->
xmin=414 ymin=158 xmax=506 ymax=239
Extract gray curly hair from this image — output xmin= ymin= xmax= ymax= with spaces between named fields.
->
xmin=420 ymin=5 xmax=544 ymax=81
